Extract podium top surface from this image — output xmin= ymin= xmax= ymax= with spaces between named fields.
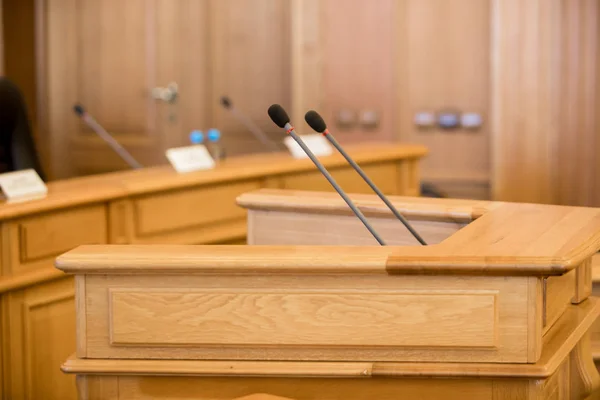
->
xmin=237 ymin=188 xmax=500 ymax=223
xmin=57 ymin=190 xmax=600 ymax=276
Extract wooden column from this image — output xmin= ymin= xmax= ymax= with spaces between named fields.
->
xmin=491 ymin=0 xmax=599 ymax=205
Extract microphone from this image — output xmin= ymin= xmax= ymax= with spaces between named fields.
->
xmin=268 ymin=104 xmax=386 ymax=246
xmin=220 ymin=96 xmax=279 ymax=152
xmin=73 ymin=104 xmax=142 ymax=169
xmin=305 ymin=110 xmax=427 ymax=245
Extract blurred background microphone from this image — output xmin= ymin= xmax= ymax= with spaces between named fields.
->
xmin=220 ymin=96 xmax=280 ymax=152
xmin=73 ymin=104 xmax=143 ymax=169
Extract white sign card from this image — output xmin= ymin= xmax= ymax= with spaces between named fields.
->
xmin=0 ymin=169 xmax=48 ymax=203
xmin=284 ymin=134 xmax=333 ymax=159
xmin=166 ymin=145 xmax=216 ymax=173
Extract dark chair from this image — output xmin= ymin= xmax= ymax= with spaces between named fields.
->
xmin=421 ymin=182 xmax=447 ymax=198
xmin=0 ymin=77 xmax=45 ymax=180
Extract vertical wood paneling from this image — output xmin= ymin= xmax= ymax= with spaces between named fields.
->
xmin=596 ymin=3 xmax=600 ymax=206
xmin=290 ymin=0 xmax=323 ymax=126
xmin=78 ymin=0 xmax=149 ymax=134
xmin=320 ymin=0 xmax=395 ymax=142
xmin=43 ymin=0 xmax=79 ymax=179
xmin=557 ymin=0 xmax=598 ymax=206
xmin=492 ymin=0 xmax=599 ymax=205
xmin=491 ymin=0 xmax=558 ymax=203
xmin=62 ymin=0 xmax=162 ymax=175
xmin=210 ymin=0 xmax=291 ymax=156
xmin=31 ymin=0 xmax=600 ymax=202
xmin=154 ymin=0 xmax=210 ymax=150
xmin=397 ymin=0 xmax=491 ymax=198
xmin=581 ymin=0 xmax=598 ymax=206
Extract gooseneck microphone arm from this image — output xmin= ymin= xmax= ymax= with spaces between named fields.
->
xmin=268 ymin=104 xmax=386 ymax=246
xmin=221 ymin=97 xmax=279 ymax=152
xmin=304 ymin=110 xmax=427 ymax=245
xmin=285 ymin=123 xmax=386 ymax=246
xmin=73 ymin=104 xmax=143 ymax=169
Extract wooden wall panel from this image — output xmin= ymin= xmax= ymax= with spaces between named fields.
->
xmin=210 ymin=0 xmax=291 ymax=156
xmin=320 ymin=0 xmax=395 ymax=142
xmin=291 ymin=0 xmax=396 ymax=143
xmin=154 ymin=0 xmax=210 ymax=150
xmin=491 ymin=0 xmax=560 ymax=203
xmin=557 ymin=0 xmax=598 ymax=206
xmin=396 ymin=0 xmax=491 ymax=199
xmin=491 ymin=0 xmax=599 ymax=205
xmin=290 ymin=0 xmax=323 ymax=126
xmin=78 ymin=0 xmax=149 ymax=135
xmin=71 ymin=0 xmax=161 ymax=174
xmin=24 ymin=0 xmax=600 ymax=203
xmin=597 ymin=3 xmax=600 ymax=207
xmin=41 ymin=0 xmax=79 ymax=179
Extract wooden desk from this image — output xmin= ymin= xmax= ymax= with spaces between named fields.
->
xmin=56 ymin=191 xmax=600 ymax=399
xmin=0 ymin=143 xmax=426 ymax=400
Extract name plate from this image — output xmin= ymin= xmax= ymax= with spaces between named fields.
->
xmin=284 ymin=134 xmax=333 ymax=159
xmin=166 ymin=145 xmax=215 ymax=173
xmin=0 ymin=169 xmax=47 ymax=203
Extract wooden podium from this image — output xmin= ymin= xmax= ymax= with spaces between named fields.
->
xmin=56 ymin=189 xmax=600 ymax=399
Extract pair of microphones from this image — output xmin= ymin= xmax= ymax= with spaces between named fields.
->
xmin=267 ymin=104 xmax=427 ymax=247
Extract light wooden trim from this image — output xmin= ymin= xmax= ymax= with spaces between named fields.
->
xmin=591 ymin=254 xmax=600 ymax=282
xmin=237 ymin=189 xmax=500 ymax=222
xmin=56 ymin=192 xmax=600 ymax=276
xmin=75 ymin=275 xmax=87 ymax=358
xmin=60 ymin=298 xmax=600 ymax=379
xmin=528 ymin=277 xmax=543 ymax=362
xmin=55 ymin=245 xmax=394 ymax=275
xmin=574 ymin=258 xmax=593 ymax=303
xmin=235 ymin=395 xmax=294 ymax=400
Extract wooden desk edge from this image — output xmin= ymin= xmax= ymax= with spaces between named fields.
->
xmin=54 ymin=244 xmax=593 ymax=276
xmin=103 ymin=143 xmax=429 ymax=196
xmin=0 ymin=268 xmax=66 ymax=294
xmin=0 ymin=143 xmax=427 ymax=220
xmin=61 ymin=298 xmax=600 ymax=379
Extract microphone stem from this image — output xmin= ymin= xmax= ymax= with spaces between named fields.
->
xmin=230 ymin=107 xmax=280 ymax=151
xmin=83 ymin=115 xmax=143 ymax=169
xmin=286 ymin=124 xmax=386 ymax=246
xmin=325 ymin=133 xmax=427 ymax=245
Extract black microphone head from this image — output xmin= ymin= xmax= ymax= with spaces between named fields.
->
xmin=73 ymin=104 xmax=85 ymax=116
xmin=305 ymin=110 xmax=327 ymax=133
xmin=220 ymin=96 xmax=232 ymax=109
xmin=267 ymin=104 xmax=290 ymax=128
